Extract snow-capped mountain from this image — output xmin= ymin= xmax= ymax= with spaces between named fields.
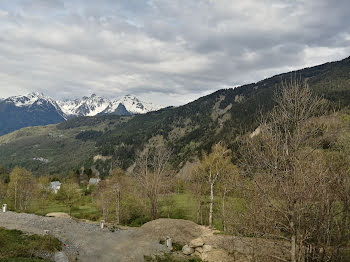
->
xmin=58 ymin=94 xmax=110 ymax=117
xmin=0 ymin=92 xmax=66 ymax=135
xmin=59 ymin=94 xmax=162 ymax=117
xmin=5 ymin=92 xmax=64 ymax=113
xmin=103 ymin=94 xmax=162 ymax=115
xmin=0 ymin=92 xmax=163 ymax=135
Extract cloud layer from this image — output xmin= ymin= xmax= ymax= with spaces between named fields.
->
xmin=0 ymin=0 xmax=349 ymax=105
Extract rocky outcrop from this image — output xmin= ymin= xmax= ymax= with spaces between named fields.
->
xmin=182 ymin=245 xmax=194 ymax=255
xmin=183 ymin=237 xmax=217 ymax=261
xmin=189 ymin=237 xmax=204 ymax=248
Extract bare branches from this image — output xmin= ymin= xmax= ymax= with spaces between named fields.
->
xmin=236 ymin=81 xmax=346 ymax=261
xmin=135 ymin=146 xmax=172 ymax=220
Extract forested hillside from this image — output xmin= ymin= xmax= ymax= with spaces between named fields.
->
xmin=0 ymin=56 xmax=349 ymax=174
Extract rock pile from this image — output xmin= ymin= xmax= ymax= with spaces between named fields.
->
xmin=182 ymin=237 xmax=213 ymax=260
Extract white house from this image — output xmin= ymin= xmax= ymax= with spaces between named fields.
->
xmin=87 ymin=178 xmax=101 ymax=189
xmin=50 ymin=181 xmax=61 ymax=194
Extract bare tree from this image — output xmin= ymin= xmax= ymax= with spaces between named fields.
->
xmin=238 ymin=80 xmax=339 ymax=261
xmin=135 ymin=146 xmax=172 ymax=220
xmin=93 ymin=179 xmax=114 ymax=221
xmin=189 ymin=165 xmax=208 ymax=225
xmin=35 ymin=176 xmax=52 ymax=215
xmin=7 ymin=167 xmax=36 ymax=211
xmin=218 ymin=164 xmax=239 ymax=232
xmin=109 ymin=168 xmax=125 ymax=224
xmin=0 ymin=180 xmax=5 ymax=203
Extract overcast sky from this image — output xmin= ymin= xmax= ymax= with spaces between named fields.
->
xmin=0 ymin=0 xmax=349 ymax=106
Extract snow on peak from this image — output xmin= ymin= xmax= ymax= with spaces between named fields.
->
xmin=6 ymin=92 xmax=56 ymax=108
xmin=102 ymin=94 xmax=162 ymax=115
xmin=2 ymin=92 xmax=163 ymax=118
xmin=59 ymin=94 xmax=162 ymax=117
xmin=118 ymin=95 xmax=162 ymax=114
xmin=58 ymin=94 xmax=110 ymax=117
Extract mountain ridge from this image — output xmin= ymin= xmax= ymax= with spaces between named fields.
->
xmin=0 ymin=56 xmax=349 ymax=174
xmin=0 ymin=93 xmax=162 ymax=135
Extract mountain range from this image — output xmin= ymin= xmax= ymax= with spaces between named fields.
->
xmin=0 ymin=56 xmax=349 ymax=175
xmin=0 ymin=93 xmax=162 ymax=135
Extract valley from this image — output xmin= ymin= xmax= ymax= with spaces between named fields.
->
xmin=1 ymin=57 xmax=349 ymax=174
xmin=1 ymin=57 xmax=350 ymax=262
xmin=1 ymin=1 xmax=350 ymax=261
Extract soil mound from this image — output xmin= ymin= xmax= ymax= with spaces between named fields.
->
xmin=46 ymin=212 xmax=71 ymax=219
xmin=137 ymin=218 xmax=204 ymax=244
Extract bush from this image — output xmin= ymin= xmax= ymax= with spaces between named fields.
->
xmin=0 ymin=228 xmax=61 ymax=260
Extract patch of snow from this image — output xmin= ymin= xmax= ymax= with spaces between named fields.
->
xmin=2 ymin=92 xmax=163 ymax=119
xmin=33 ymin=157 xmax=50 ymax=163
xmin=4 ymin=92 xmax=66 ymax=118
xmin=58 ymin=94 xmax=110 ymax=117
xmin=60 ymin=94 xmax=162 ymax=116
xmin=105 ymin=94 xmax=162 ymax=114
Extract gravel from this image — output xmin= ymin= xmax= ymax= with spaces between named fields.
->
xmin=0 ymin=211 xmax=167 ymax=262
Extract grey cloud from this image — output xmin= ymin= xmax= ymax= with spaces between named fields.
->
xmin=0 ymin=0 xmax=349 ymax=106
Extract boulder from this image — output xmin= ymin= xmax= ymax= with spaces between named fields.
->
xmin=195 ymin=247 xmax=204 ymax=253
xmin=203 ymin=244 xmax=212 ymax=252
xmin=190 ymin=237 xmax=204 ymax=248
xmin=182 ymin=245 xmax=194 ymax=255
xmin=194 ymin=250 xmax=202 ymax=258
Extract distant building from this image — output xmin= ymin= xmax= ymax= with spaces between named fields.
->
xmin=50 ymin=181 xmax=61 ymax=194
xmin=88 ymin=178 xmax=101 ymax=189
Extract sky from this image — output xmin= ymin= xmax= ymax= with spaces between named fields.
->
xmin=0 ymin=0 xmax=349 ymax=106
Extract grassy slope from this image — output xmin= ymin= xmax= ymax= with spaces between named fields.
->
xmin=0 ymin=116 xmax=130 ymax=174
xmin=0 ymin=124 xmax=96 ymax=174
xmin=0 ymin=227 xmax=61 ymax=261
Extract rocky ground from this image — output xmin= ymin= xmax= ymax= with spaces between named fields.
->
xmin=0 ymin=211 xmax=285 ymax=262
xmin=0 ymin=211 xmax=167 ymax=262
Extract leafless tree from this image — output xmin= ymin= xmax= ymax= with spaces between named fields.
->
xmin=135 ymin=146 xmax=172 ymax=220
xmin=93 ymin=179 xmax=114 ymax=221
xmin=109 ymin=168 xmax=125 ymax=224
xmin=237 ymin=80 xmax=348 ymax=262
xmin=218 ymin=164 xmax=240 ymax=232
xmin=7 ymin=167 xmax=36 ymax=211
xmin=189 ymin=165 xmax=208 ymax=225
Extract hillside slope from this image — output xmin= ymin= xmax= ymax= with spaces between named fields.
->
xmin=0 ymin=115 xmax=130 ymax=174
xmin=0 ymin=56 xmax=349 ymax=174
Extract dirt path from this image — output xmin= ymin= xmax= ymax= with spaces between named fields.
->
xmin=0 ymin=212 xmax=167 ymax=262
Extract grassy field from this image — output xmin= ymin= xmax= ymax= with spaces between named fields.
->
xmin=25 ymin=192 xmax=243 ymax=231
xmin=0 ymin=228 xmax=61 ymax=261
xmin=28 ymin=196 xmax=101 ymax=221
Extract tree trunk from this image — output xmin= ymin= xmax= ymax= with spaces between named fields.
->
xmin=200 ymin=201 xmax=203 ymax=225
xmin=116 ymin=188 xmax=120 ymax=224
xmin=196 ymin=199 xmax=201 ymax=224
xmin=150 ymin=198 xmax=158 ymax=220
xmin=222 ymin=190 xmax=226 ymax=232
xmin=291 ymin=221 xmax=296 ymax=262
xmin=14 ymin=183 xmax=17 ymax=210
xmin=209 ymin=182 xmax=214 ymax=227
